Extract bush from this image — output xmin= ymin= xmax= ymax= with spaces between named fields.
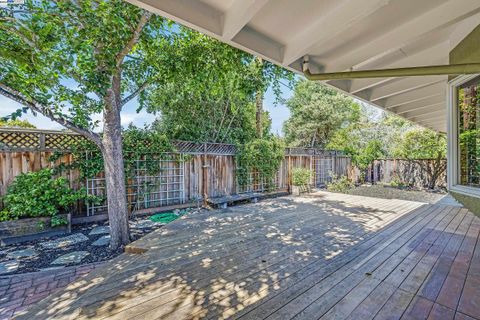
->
xmin=1 ymin=169 xmax=89 ymax=225
xmin=237 ymin=137 xmax=285 ymax=190
xmin=390 ymin=174 xmax=406 ymax=188
xmin=292 ymin=168 xmax=312 ymax=187
xmin=327 ymin=174 xmax=354 ymax=193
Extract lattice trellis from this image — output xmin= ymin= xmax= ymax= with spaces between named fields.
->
xmin=0 ymin=128 xmax=238 ymax=155
xmin=0 ymin=130 xmax=42 ymax=150
xmin=286 ymin=148 xmax=341 ymax=157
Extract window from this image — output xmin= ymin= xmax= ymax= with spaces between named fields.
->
xmin=457 ymin=76 xmax=480 ymax=188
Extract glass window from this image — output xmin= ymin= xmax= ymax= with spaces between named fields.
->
xmin=458 ymin=76 xmax=480 ymax=188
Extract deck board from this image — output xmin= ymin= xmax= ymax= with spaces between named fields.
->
xmin=15 ymin=191 xmax=480 ymax=320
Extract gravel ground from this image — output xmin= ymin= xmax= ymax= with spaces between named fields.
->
xmin=340 ymin=184 xmax=447 ymax=203
xmin=0 ymin=208 xmax=199 ymax=274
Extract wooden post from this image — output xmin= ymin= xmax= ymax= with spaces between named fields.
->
xmin=202 ymin=143 xmax=208 ymax=204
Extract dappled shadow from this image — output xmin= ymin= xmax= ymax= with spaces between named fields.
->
xmin=15 ymin=192 xmax=424 ymax=319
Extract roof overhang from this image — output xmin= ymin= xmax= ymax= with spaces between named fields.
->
xmin=127 ymin=0 xmax=480 ymax=132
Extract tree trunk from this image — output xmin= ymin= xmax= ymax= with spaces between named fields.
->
xmin=256 ymin=89 xmax=263 ymax=139
xmin=102 ymin=88 xmax=130 ymax=249
xmin=255 ymin=57 xmax=264 ymax=139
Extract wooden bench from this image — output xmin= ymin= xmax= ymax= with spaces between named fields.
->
xmin=206 ymin=192 xmax=263 ymax=209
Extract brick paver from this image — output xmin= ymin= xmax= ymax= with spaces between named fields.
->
xmin=0 ymin=262 xmax=104 ymax=319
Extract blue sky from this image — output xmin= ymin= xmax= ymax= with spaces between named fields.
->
xmin=0 ymin=83 xmax=294 ymax=135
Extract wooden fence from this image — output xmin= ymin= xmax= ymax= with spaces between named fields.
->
xmin=0 ymin=129 xmax=351 ymax=217
xmin=350 ymin=158 xmax=447 ymax=188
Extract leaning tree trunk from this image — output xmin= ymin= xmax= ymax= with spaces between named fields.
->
xmin=102 ymin=90 xmax=130 ymax=249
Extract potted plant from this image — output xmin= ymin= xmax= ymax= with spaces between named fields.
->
xmin=0 ymin=169 xmax=90 ymax=245
xmin=291 ymin=168 xmax=312 ymax=196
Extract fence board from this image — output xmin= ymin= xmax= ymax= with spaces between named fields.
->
xmin=0 ymin=129 xmax=352 ymax=217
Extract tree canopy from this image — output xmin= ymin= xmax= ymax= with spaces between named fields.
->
xmin=146 ymin=28 xmax=293 ymax=144
xmin=284 ymin=80 xmax=361 ymax=148
xmin=0 ymin=0 xmax=175 ymax=249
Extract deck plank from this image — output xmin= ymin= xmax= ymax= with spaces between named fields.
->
xmin=14 ymin=192 xmax=479 ymax=320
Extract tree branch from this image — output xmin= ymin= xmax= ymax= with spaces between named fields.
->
xmin=115 ymin=11 xmax=152 ymax=69
xmin=0 ymin=24 xmax=37 ymax=48
xmin=121 ymin=80 xmax=149 ymax=106
xmin=0 ymin=83 xmax=102 ymax=146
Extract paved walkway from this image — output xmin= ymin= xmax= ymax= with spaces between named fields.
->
xmin=14 ymin=192 xmax=480 ymax=319
xmin=0 ymin=262 xmax=104 ymax=319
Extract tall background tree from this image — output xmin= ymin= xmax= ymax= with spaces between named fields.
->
xmin=0 ymin=0 xmax=173 ymax=249
xmin=284 ymin=80 xmax=360 ymax=148
xmin=146 ymin=28 xmax=293 ymax=144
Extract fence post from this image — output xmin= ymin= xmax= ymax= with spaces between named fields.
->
xmin=202 ymin=143 xmax=208 ymax=203
xmin=39 ymin=132 xmax=45 ymax=150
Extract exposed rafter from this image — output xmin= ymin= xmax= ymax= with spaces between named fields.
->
xmin=222 ymin=0 xmax=269 ymax=40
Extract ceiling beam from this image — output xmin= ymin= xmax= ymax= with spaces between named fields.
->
xmin=222 ymin=0 xmax=270 ymax=40
xmin=282 ymin=0 xmax=390 ymax=66
xmin=127 ymin=0 xmax=223 ymax=35
xmin=347 ymin=43 xmax=448 ymax=94
xmin=404 ymin=108 xmax=445 ymax=120
xmin=369 ymin=76 xmax=446 ymax=102
xmin=392 ymin=101 xmax=445 ymax=115
xmin=381 ymin=82 xmax=446 ymax=109
xmin=324 ymin=0 xmax=480 ymax=72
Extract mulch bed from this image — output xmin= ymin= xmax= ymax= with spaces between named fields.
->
xmin=0 ymin=208 xmax=197 ymax=275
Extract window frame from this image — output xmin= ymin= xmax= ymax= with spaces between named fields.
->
xmin=447 ymin=73 xmax=480 ymax=198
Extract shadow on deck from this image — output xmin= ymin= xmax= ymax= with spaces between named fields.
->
xmin=15 ymin=191 xmax=479 ymax=320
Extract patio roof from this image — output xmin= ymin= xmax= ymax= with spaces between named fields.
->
xmin=127 ymin=0 xmax=480 ymax=132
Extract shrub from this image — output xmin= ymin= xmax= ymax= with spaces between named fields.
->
xmin=292 ymin=168 xmax=312 ymax=187
xmin=237 ymin=137 xmax=285 ymax=190
xmin=327 ymin=174 xmax=354 ymax=193
xmin=1 ymin=169 xmax=89 ymax=225
xmin=390 ymin=174 xmax=406 ymax=188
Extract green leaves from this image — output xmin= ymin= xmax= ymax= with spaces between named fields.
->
xmin=237 ymin=137 xmax=285 ymax=189
xmin=284 ymin=80 xmax=360 ymax=148
xmin=1 ymin=168 xmax=89 ymax=221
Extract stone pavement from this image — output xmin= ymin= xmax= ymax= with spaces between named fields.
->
xmin=0 ymin=262 xmax=104 ymax=319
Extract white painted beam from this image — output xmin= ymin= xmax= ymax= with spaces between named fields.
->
xmin=392 ymin=101 xmax=445 ymax=115
xmin=370 ymin=77 xmax=446 ymax=102
xmin=282 ymin=0 xmax=390 ymax=66
xmin=222 ymin=0 xmax=270 ymax=40
xmin=404 ymin=108 xmax=445 ymax=120
xmin=347 ymin=42 xmax=448 ymax=94
xmin=127 ymin=0 xmax=223 ymax=35
xmin=324 ymin=0 xmax=480 ymax=72
xmin=381 ymin=82 xmax=446 ymax=109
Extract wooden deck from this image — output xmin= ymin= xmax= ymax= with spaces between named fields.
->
xmin=17 ymin=192 xmax=480 ymax=320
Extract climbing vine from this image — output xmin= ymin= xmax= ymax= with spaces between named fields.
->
xmin=236 ymin=137 xmax=285 ymax=190
xmin=50 ymin=125 xmax=177 ymax=179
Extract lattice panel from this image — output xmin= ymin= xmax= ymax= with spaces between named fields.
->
xmin=173 ymin=141 xmax=236 ymax=155
xmin=0 ymin=131 xmax=41 ymax=150
xmin=45 ymin=133 xmax=86 ymax=150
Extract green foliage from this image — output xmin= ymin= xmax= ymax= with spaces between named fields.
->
xmin=390 ymin=174 xmax=407 ymax=188
xmin=284 ymin=80 xmax=360 ymax=148
xmin=327 ymin=175 xmax=354 ymax=193
xmin=146 ymin=28 xmax=294 ymax=144
xmin=50 ymin=215 xmax=68 ymax=227
xmin=51 ymin=125 xmax=175 ymax=179
xmin=0 ymin=119 xmax=36 ymax=128
xmin=393 ymin=128 xmax=446 ymax=160
xmin=1 ymin=169 xmax=87 ymax=224
xmin=292 ymin=168 xmax=312 ymax=187
xmin=237 ymin=137 xmax=285 ymax=189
